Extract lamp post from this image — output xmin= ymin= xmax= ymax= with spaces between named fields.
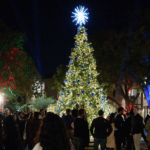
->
xmin=0 ymin=94 xmax=4 ymax=113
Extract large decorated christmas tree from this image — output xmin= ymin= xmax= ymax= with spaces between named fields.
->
xmin=57 ymin=6 xmax=110 ymax=124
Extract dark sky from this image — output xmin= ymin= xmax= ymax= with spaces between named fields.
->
xmin=0 ymin=0 xmax=149 ymax=77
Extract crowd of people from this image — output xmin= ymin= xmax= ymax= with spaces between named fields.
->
xmin=0 ymin=105 xmax=149 ymax=150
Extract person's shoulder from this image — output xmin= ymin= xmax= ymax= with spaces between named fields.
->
xmin=33 ymin=143 xmax=42 ymax=150
xmin=137 ymin=114 xmax=143 ymax=119
xmin=103 ymin=118 xmax=108 ymax=123
xmin=71 ymin=115 xmax=75 ymax=120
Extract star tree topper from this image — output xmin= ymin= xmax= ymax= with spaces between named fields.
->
xmin=72 ymin=6 xmax=89 ymax=26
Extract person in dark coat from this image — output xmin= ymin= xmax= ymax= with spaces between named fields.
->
xmin=27 ymin=112 xmax=41 ymax=149
xmin=124 ymin=110 xmax=135 ymax=150
xmin=3 ymin=115 xmax=20 ymax=150
xmin=72 ymin=104 xmax=79 ymax=119
xmin=73 ymin=109 xmax=89 ymax=150
xmin=90 ymin=110 xmax=112 ymax=150
xmin=130 ymin=106 xmax=143 ymax=150
xmin=63 ymin=109 xmax=75 ymax=139
xmin=115 ymin=107 xmax=124 ymax=150
xmin=20 ymin=114 xmax=29 ymax=150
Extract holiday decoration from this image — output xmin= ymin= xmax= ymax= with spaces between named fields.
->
xmin=89 ymin=103 xmax=92 ymax=106
xmin=91 ymin=93 xmax=94 ymax=96
xmin=81 ymin=90 xmax=85 ymax=94
xmin=57 ymin=6 xmax=110 ymax=125
xmin=73 ymin=81 xmax=76 ymax=84
xmin=75 ymin=57 xmax=78 ymax=61
xmin=72 ymin=6 xmax=89 ymax=26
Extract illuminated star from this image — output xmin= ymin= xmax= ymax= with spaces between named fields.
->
xmin=72 ymin=6 xmax=89 ymax=26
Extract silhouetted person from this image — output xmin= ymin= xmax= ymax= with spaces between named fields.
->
xmin=64 ymin=109 xmax=75 ymax=139
xmin=130 ymin=106 xmax=143 ymax=150
xmin=33 ymin=112 xmax=71 ymax=150
xmin=72 ymin=104 xmax=79 ymax=118
xmin=115 ymin=107 xmax=124 ymax=150
xmin=124 ymin=110 xmax=135 ymax=150
xmin=90 ymin=110 xmax=112 ymax=150
xmin=3 ymin=115 xmax=19 ymax=150
xmin=73 ymin=109 xmax=89 ymax=150
xmin=27 ymin=112 xmax=41 ymax=149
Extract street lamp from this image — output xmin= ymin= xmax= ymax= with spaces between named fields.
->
xmin=0 ymin=94 xmax=4 ymax=112
xmin=0 ymin=94 xmax=2 ymax=102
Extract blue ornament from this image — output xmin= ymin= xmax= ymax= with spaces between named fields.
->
xmin=78 ymin=80 xmax=81 ymax=83
xmin=101 ymin=100 xmax=103 ymax=102
xmin=88 ymin=74 xmax=90 ymax=77
xmin=86 ymin=68 xmax=89 ymax=70
xmin=58 ymin=109 xmax=60 ymax=112
xmin=102 ymin=96 xmax=104 ymax=99
xmin=75 ymin=57 xmax=78 ymax=61
xmin=66 ymin=79 xmax=68 ymax=82
xmin=66 ymin=71 xmax=69 ymax=74
xmin=71 ymin=71 xmax=73 ymax=74
xmin=61 ymin=101 xmax=63 ymax=104
xmin=71 ymin=102 xmax=74 ymax=104
xmin=91 ymin=93 xmax=94 ymax=96
xmin=87 ymin=81 xmax=90 ymax=85
xmin=89 ymin=103 xmax=92 ymax=106
xmin=67 ymin=90 xmax=70 ymax=93
xmin=81 ymin=90 xmax=84 ymax=94
xmin=75 ymin=47 xmax=77 ymax=49
xmin=83 ymin=52 xmax=85 ymax=55
xmin=85 ymin=100 xmax=87 ymax=102
xmin=81 ymin=65 xmax=84 ymax=68
xmin=61 ymin=93 xmax=64 ymax=96
xmin=88 ymin=45 xmax=90 ymax=48
xmin=72 ymin=6 xmax=89 ymax=26
xmin=63 ymin=80 xmax=66 ymax=83
xmin=69 ymin=60 xmax=72 ymax=64
xmin=62 ymin=88 xmax=66 ymax=91
xmin=73 ymin=81 xmax=76 ymax=84
xmin=91 ymin=77 xmax=94 ymax=79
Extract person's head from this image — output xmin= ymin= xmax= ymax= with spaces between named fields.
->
xmin=18 ymin=112 xmax=22 ymax=116
xmin=75 ymin=104 xmax=79 ymax=110
xmin=40 ymin=109 xmax=45 ymax=117
xmin=5 ymin=108 xmax=10 ymax=117
xmin=98 ymin=110 xmax=104 ymax=117
xmin=107 ymin=116 xmax=110 ymax=121
xmin=110 ymin=113 xmax=115 ymax=123
xmin=23 ymin=114 xmax=29 ymax=121
xmin=133 ymin=106 xmax=139 ymax=115
xmin=34 ymin=112 xmax=39 ymax=120
xmin=118 ymin=107 xmax=124 ymax=115
xmin=130 ymin=109 xmax=134 ymax=117
xmin=13 ymin=115 xmax=17 ymax=121
xmin=78 ymin=109 xmax=85 ymax=118
xmin=66 ymin=109 xmax=71 ymax=115
xmin=81 ymin=105 xmax=84 ymax=109
xmin=36 ymin=112 xmax=70 ymax=150
xmin=126 ymin=113 xmax=130 ymax=118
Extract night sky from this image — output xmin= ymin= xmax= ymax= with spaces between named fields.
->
xmin=0 ymin=0 xmax=149 ymax=77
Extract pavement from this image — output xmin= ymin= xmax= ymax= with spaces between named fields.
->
xmin=85 ymin=138 xmax=148 ymax=150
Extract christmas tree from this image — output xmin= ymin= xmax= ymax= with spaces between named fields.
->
xmin=57 ymin=6 xmax=110 ymax=125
